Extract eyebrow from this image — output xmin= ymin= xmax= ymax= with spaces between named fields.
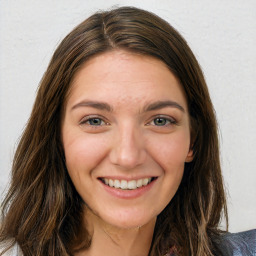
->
xmin=71 ymin=100 xmax=185 ymax=113
xmin=143 ymin=100 xmax=185 ymax=112
xmin=71 ymin=101 xmax=113 ymax=112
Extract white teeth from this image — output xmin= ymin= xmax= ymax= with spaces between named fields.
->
xmin=120 ymin=180 xmax=128 ymax=189
xmin=102 ymin=177 xmax=153 ymax=190
xmin=143 ymin=178 xmax=151 ymax=186
xmin=114 ymin=180 xmax=120 ymax=188
xmin=108 ymin=179 xmax=114 ymax=187
xmin=136 ymin=179 xmax=143 ymax=188
xmin=127 ymin=180 xmax=137 ymax=190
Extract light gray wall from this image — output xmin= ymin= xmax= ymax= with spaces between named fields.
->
xmin=0 ymin=0 xmax=255 ymax=232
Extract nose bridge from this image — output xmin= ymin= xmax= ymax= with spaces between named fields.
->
xmin=110 ymin=122 xmax=146 ymax=169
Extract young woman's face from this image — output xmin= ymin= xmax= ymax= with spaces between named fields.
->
xmin=62 ymin=50 xmax=193 ymax=229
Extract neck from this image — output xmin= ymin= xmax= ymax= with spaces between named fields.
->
xmin=76 ymin=207 xmax=156 ymax=256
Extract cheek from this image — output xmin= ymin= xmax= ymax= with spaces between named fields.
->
xmin=147 ymin=131 xmax=191 ymax=167
xmin=63 ymin=132 xmax=110 ymax=175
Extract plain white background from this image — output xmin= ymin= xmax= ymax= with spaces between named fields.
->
xmin=0 ymin=0 xmax=255 ymax=233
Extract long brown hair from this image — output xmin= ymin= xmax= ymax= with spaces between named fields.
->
xmin=0 ymin=6 xmax=228 ymax=256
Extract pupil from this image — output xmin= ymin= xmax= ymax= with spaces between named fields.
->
xmin=90 ymin=119 xmax=101 ymax=125
xmin=154 ymin=118 xmax=166 ymax=126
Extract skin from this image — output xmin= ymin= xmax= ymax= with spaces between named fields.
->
xmin=62 ymin=50 xmax=193 ymax=256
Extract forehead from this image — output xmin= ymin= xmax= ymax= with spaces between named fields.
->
xmin=66 ymin=50 xmax=188 ymax=111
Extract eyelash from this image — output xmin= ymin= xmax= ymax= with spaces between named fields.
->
xmin=79 ymin=115 xmax=177 ymax=128
xmin=146 ymin=115 xmax=177 ymax=127
xmin=79 ymin=115 xmax=109 ymax=127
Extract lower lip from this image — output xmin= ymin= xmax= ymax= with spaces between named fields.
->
xmin=100 ymin=179 xmax=157 ymax=199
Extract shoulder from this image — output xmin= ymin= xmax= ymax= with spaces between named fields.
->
xmin=218 ymin=229 xmax=256 ymax=256
xmin=0 ymin=243 xmax=23 ymax=256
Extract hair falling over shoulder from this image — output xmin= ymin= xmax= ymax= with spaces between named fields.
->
xmin=0 ymin=6 xmax=228 ymax=256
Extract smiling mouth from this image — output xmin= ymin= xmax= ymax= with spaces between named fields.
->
xmin=99 ymin=177 xmax=157 ymax=190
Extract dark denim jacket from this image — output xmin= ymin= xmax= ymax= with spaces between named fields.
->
xmin=168 ymin=229 xmax=256 ymax=256
xmin=217 ymin=229 xmax=256 ymax=256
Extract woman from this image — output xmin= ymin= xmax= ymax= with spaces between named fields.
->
xmin=0 ymin=6 xmax=255 ymax=256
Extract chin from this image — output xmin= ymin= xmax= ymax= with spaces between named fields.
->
xmin=84 ymin=201 xmax=159 ymax=230
xmin=101 ymin=209 xmax=156 ymax=229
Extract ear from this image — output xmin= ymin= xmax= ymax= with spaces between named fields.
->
xmin=185 ymin=148 xmax=194 ymax=163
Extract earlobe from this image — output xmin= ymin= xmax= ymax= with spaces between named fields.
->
xmin=185 ymin=149 xmax=194 ymax=163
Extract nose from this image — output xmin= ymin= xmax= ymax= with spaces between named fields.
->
xmin=109 ymin=124 xmax=147 ymax=169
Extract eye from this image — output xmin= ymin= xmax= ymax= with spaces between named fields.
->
xmin=79 ymin=116 xmax=109 ymax=127
xmin=153 ymin=118 xmax=169 ymax=126
xmin=87 ymin=118 xmax=104 ymax=126
xmin=146 ymin=116 xmax=177 ymax=127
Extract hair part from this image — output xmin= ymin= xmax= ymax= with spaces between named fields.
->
xmin=1 ymin=6 xmax=227 ymax=256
